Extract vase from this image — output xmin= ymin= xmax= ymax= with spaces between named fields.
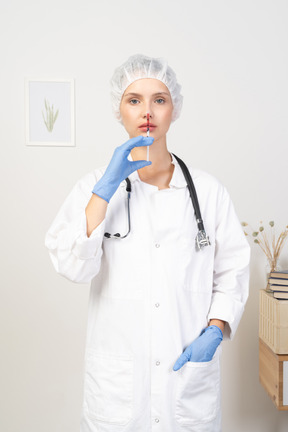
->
xmin=266 ymin=261 xmax=282 ymax=284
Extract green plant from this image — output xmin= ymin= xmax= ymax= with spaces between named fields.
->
xmin=42 ymin=98 xmax=59 ymax=132
xmin=241 ymin=221 xmax=288 ymax=272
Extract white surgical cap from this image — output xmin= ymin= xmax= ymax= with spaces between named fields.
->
xmin=110 ymin=54 xmax=183 ymax=122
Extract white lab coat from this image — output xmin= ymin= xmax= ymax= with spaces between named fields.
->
xmin=45 ymin=154 xmax=250 ymax=432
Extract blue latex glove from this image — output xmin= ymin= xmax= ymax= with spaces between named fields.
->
xmin=92 ymin=136 xmax=154 ymax=202
xmin=173 ymin=325 xmax=223 ymax=371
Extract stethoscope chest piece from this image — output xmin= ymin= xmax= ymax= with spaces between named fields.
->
xmin=195 ymin=230 xmax=211 ymax=251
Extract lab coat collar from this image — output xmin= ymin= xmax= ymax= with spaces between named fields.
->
xmin=125 ymin=152 xmax=187 ymax=189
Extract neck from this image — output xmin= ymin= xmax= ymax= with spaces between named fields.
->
xmin=130 ymin=136 xmax=174 ymax=189
xmin=131 ymin=136 xmax=171 ymax=170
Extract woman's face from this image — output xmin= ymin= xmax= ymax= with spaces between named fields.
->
xmin=120 ymin=78 xmax=173 ymax=141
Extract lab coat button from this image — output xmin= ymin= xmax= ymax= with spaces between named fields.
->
xmin=155 ymin=303 xmax=160 ymax=308
xmin=156 ymin=361 xmax=160 ymax=366
xmin=155 ymin=243 xmax=160 ymax=248
xmin=155 ymin=418 xmax=160 ymax=423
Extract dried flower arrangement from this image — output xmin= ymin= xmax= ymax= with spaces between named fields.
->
xmin=241 ymin=221 xmax=288 ymax=273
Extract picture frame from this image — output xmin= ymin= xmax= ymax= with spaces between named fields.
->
xmin=25 ymin=78 xmax=75 ymax=146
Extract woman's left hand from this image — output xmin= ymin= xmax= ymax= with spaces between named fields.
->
xmin=173 ymin=325 xmax=223 ymax=371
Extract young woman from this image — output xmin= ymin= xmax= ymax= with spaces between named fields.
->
xmin=45 ymin=54 xmax=250 ymax=432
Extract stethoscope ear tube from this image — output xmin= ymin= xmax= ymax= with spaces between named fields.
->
xmin=104 ymin=178 xmax=131 ymax=239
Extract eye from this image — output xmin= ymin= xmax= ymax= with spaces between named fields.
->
xmin=129 ymin=99 xmax=140 ymax=105
xmin=155 ymin=98 xmax=165 ymax=104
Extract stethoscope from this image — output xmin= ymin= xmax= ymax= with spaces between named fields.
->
xmin=104 ymin=154 xmax=211 ymax=251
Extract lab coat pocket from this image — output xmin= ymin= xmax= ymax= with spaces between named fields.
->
xmin=175 ymin=354 xmax=220 ymax=428
xmin=85 ymin=351 xmax=133 ymax=425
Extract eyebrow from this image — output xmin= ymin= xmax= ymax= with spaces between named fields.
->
xmin=123 ymin=92 xmax=170 ymax=98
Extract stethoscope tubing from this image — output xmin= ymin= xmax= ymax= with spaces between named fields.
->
xmin=171 ymin=154 xmax=204 ymax=232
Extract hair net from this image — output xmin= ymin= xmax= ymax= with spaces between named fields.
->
xmin=110 ymin=54 xmax=183 ymax=122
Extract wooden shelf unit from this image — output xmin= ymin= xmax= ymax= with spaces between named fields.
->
xmin=259 ymin=338 xmax=288 ymax=410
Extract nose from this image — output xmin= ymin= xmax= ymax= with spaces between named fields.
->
xmin=143 ymin=111 xmax=152 ymax=119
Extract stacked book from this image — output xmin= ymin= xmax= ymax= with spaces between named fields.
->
xmin=267 ymin=270 xmax=288 ymax=299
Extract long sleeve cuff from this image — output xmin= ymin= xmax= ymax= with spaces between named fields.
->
xmin=207 ymin=291 xmax=246 ymax=340
xmin=72 ymin=215 xmax=106 ymax=260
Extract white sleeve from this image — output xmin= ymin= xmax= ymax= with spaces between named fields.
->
xmin=45 ymin=171 xmax=106 ymax=284
xmin=207 ymin=187 xmax=250 ymax=340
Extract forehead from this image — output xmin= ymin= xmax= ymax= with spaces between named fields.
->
xmin=122 ymin=78 xmax=170 ymax=97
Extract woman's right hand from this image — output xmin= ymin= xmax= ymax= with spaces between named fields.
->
xmin=92 ymin=136 xmax=153 ymax=203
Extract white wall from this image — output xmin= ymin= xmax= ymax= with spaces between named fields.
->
xmin=1 ymin=1 xmax=288 ymax=431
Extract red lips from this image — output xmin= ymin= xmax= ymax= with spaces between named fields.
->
xmin=139 ymin=123 xmax=156 ymax=128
